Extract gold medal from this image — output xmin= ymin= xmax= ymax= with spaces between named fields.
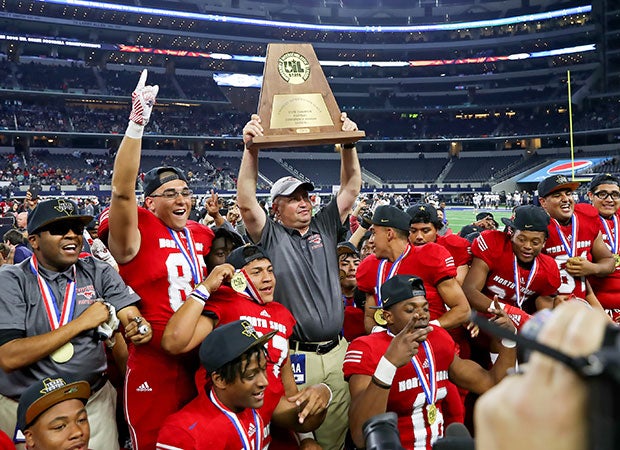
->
xmin=231 ymin=271 xmax=247 ymax=293
xmin=614 ymin=254 xmax=620 ymax=268
xmin=374 ymin=309 xmax=387 ymax=326
xmin=51 ymin=342 xmax=74 ymax=364
xmin=427 ymin=403 xmax=437 ymax=425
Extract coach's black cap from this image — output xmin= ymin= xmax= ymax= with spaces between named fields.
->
xmin=501 ymin=205 xmax=550 ymax=232
xmin=537 ymin=175 xmax=580 ymax=198
xmin=371 ymin=205 xmax=411 ymax=232
xmin=143 ymin=166 xmax=188 ymax=197
xmin=27 ymin=199 xmax=93 ymax=235
xmin=199 ymin=320 xmax=276 ymax=373
xmin=407 ymin=203 xmax=439 ymax=224
xmin=226 ymin=244 xmax=270 ymax=270
xmin=374 ymin=275 xmax=426 ymax=310
xmin=589 ymin=173 xmax=620 ymax=192
xmin=337 ymin=241 xmax=359 ymax=258
xmin=17 ymin=376 xmax=91 ymax=430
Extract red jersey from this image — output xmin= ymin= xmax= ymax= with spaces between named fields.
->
xmin=343 ymin=328 xmax=457 ymax=450
xmin=543 ymin=208 xmax=600 ymax=299
xmin=435 ymin=234 xmax=472 ymax=268
xmin=357 ymin=244 xmax=457 ymax=320
xmin=117 ymin=207 xmax=214 ymax=336
xmin=157 ymin=388 xmax=266 ymax=450
xmin=204 ymin=286 xmax=296 ymax=424
xmin=579 ymin=203 xmax=620 ymax=316
xmin=472 ymin=230 xmax=560 ymax=314
xmin=343 ymin=295 xmax=366 ymax=342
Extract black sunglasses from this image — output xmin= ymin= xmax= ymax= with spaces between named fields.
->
xmin=40 ymin=221 xmax=85 ymax=236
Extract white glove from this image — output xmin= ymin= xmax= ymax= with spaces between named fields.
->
xmin=91 ymin=238 xmax=118 ymax=269
xmin=128 ymin=69 xmax=159 ymax=127
xmin=96 ymin=301 xmax=120 ymax=340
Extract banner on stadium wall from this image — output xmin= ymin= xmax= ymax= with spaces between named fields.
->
xmin=518 ymin=158 xmax=611 ymax=183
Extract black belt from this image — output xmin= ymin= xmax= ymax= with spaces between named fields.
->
xmin=290 ymin=337 xmax=340 ymax=355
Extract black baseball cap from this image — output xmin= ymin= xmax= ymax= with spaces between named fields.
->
xmin=406 ymin=203 xmax=439 ymax=224
xmin=537 ymin=175 xmax=580 ymax=198
xmin=199 ymin=320 xmax=276 ymax=373
xmin=226 ymin=244 xmax=270 ymax=270
xmin=501 ymin=205 xmax=550 ymax=232
xmin=337 ymin=241 xmax=359 ymax=258
xmin=371 ymin=205 xmax=411 ymax=232
xmin=374 ymin=274 xmax=426 ymax=310
xmin=17 ymin=376 xmax=91 ymax=430
xmin=27 ymin=199 xmax=93 ymax=235
xmin=213 ymin=227 xmax=245 ymax=250
xmin=475 ymin=212 xmax=495 ymax=221
xmin=589 ymin=173 xmax=620 ymax=192
xmin=143 ymin=166 xmax=188 ymax=197
xmin=459 ymin=224 xmax=483 ymax=238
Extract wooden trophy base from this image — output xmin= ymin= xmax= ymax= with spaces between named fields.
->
xmin=247 ymin=43 xmax=365 ymax=150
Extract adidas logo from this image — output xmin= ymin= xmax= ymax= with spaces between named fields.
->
xmin=260 ymin=310 xmax=271 ymax=318
xmin=136 ymin=381 xmax=152 ymax=392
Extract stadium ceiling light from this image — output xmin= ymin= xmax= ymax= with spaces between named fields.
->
xmin=36 ymin=1 xmax=591 ymax=33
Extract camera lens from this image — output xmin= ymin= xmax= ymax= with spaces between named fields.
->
xmin=362 ymin=412 xmax=404 ymax=450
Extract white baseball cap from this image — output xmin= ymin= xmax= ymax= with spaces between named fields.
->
xmin=270 ymin=176 xmax=314 ymax=202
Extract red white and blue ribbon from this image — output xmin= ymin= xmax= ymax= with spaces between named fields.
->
xmin=552 ymin=216 xmax=578 ymax=258
xmin=411 ymin=341 xmax=437 ymax=407
xmin=237 ymin=269 xmax=265 ymax=305
xmin=375 ymin=244 xmax=411 ymax=307
xmin=513 ymin=255 xmax=538 ymax=308
xmin=600 ymin=215 xmax=619 ymax=255
xmin=210 ymin=389 xmax=262 ymax=450
xmin=30 ymin=255 xmax=77 ymax=330
xmin=168 ymin=227 xmax=202 ymax=285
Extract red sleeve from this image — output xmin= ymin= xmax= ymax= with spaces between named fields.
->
xmin=342 ymin=336 xmax=379 ymax=380
xmin=157 ymin=424 xmax=197 ymax=450
xmin=443 ymin=234 xmax=472 ymax=267
xmin=356 ymin=255 xmax=380 ymax=294
xmin=350 ymin=215 xmax=360 ymax=233
xmin=471 ymin=230 xmax=502 ymax=268
xmin=415 ymin=243 xmax=457 ymax=285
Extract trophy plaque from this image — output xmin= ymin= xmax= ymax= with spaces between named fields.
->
xmin=247 ymin=43 xmax=365 ymax=150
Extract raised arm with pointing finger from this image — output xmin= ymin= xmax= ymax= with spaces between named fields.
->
xmin=101 ymin=69 xmax=215 ymax=450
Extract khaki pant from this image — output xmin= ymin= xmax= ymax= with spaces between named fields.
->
xmin=290 ymin=338 xmax=350 ymax=450
xmin=0 ymin=381 xmax=119 ymax=450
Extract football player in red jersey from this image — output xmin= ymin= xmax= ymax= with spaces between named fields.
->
xmin=101 ymin=70 xmax=215 ymax=449
xmin=537 ymin=175 xmax=613 ymax=307
xmin=161 ymin=245 xmax=329 ymax=448
xmin=357 ymin=205 xmax=470 ymax=333
xmin=406 ymin=203 xmax=472 ymax=284
xmin=157 ymin=320 xmax=273 ymax=450
xmin=463 ymin=205 xmax=561 ymax=329
xmin=585 ymin=174 xmax=620 ymax=322
xmin=344 ymin=275 xmax=516 ymax=450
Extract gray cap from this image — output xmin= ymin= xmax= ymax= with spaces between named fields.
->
xmin=270 ymin=176 xmax=314 ymax=201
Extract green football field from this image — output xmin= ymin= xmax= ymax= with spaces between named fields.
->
xmin=443 ymin=207 xmax=513 ymax=234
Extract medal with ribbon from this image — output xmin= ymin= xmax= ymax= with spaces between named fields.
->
xmin=551 ymin=216 xmax=578 ymax=258
xmin=411 ymin=340 xmax=438 ymax=425
xmin=513 ymin=255 xmax=538 ymax=308
xmin=231 ymin=269 xmax=265 ymax=305
xmin=375 ymin=245 xmax=411 ymax=325
xmin=30 ymin=256 xmax=77 ymax=363
xmin=210 ymin=389 xmax=262 ymax=450
xmin=168 ymin=227 xmax=202 ymax=285
xmin=599 ymin=215 xmax=620 ymax=267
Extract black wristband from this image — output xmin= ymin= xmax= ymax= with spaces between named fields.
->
xmin=342 ymin=143 xmax=356 ymax=149
xmin=371 ymin=376 xmax=392 ymax=389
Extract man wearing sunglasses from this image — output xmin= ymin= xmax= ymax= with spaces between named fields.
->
xmin=100 ymin=70 xmax=215 ymax=450
xmin=0 ymin=198 xmax=152 ymax=450
xmin=584 ymin=174 xmax=620 ymax=322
